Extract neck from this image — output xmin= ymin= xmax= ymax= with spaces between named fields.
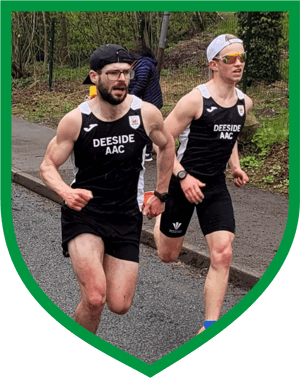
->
xmin=91 ymin=94 xmax=132 ymax=121
xmin=206 ymin=77 xmax=237 ymax=100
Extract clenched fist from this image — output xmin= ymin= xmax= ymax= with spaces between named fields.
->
xmin=64 ymin=189 xmax=93 ymax=211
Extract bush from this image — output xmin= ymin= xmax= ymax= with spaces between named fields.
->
xmin=237 ymin=12 xmax=284 ymax=85
xmin=251 ymin=108 xmax=289 ymax=150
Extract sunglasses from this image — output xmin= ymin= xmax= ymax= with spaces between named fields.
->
xmin=214 ymin=52 xmax=246 ymax=64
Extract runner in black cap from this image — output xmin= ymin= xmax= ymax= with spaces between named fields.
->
xmin=153 ymin=34 xmax=253 ymax=335
xmin=40 ymin=44 xmax=174 ymax=334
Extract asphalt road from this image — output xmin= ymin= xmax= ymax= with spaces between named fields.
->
xmin=12 ymin=182 xmax=249 ymax=364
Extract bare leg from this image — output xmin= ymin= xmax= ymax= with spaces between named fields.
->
xmin=68 ymin=233 xmax=106 ymax=334
xmin=104 ymin=254 xmax=139 ymax=315
xmin=197 ymin=231 xmax=234 ymax=334
xmin=154 ymin=215 xmax=185 ymax=263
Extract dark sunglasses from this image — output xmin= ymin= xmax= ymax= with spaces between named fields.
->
xmin=214 ymin=52 xmax=246 ymax=64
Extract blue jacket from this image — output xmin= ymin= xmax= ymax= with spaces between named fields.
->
xmin=129 ymin=57 xmax=163 ymax=109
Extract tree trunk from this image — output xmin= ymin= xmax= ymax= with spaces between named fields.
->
xmin=48 ymin=17 xmax=55 ymax=91
xmin=157 ymin=12 xmax=170 ymax=72
xmin=59 ymin=13 xmax=68 ymax=63
xmin=43 ymin=12 xmax=48 ymax=68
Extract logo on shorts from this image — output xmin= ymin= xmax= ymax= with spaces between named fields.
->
xmin=169 ymin=222 xmax=183 ymax=234
xmin=173 ymin=222 xmax=182 ymax=230
xmin=237 ymin=105 xmax=245 ymax=117
xmin=129 ymin=116 xmax=140 ymax=129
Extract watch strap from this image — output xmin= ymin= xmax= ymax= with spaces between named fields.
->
xmin=153 ymin=190 xmax=168 ymax=202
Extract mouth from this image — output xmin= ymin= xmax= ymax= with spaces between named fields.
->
xmin=233 ymin=69 xmax=242 ymax=75
xmin=112 ymin=86 xmax=127 ymax=95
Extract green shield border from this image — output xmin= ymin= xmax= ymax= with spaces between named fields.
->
xmin=0 ymin=5 xmax=299 ymax=377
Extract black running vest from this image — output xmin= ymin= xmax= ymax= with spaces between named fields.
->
xmin=177 ymin=84 xmax=246 ymax=182
xmin=70 ymin=96 xmax=149 ymax=215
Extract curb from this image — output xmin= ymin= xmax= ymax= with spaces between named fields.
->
xmin=12 ymin=168 xmax=260 ymax=289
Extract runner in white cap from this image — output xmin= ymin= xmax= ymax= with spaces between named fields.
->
xmin=153 ymin=34 xmax=253 ymax=334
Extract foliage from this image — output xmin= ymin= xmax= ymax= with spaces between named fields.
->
xmin=251 ymin=108 xmax=289 ymax=150
xmin=240 ymin=156 xmax=263 ymax=169
xmin=11 ymin=12 xmax=289 ymax=195
xmin=11 ymin=11 xmax=221 ymax=73
xmin=206 ymin=12 xmax=238 ymax=36
xmin=237 ymin=12 xmax=285 ymax=85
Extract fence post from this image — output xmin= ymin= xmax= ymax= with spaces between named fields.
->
xmin=242 ymin=12 xmax=252 ymax=94
xmin=157 ymin=12 xmax=170 ymax=72
xmin=48 ymin=17 xmax=55 ymax=91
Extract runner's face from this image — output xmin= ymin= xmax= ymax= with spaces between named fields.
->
xmin=213 ymin=43 xmax=245 ymax=84
xmin=96 ymin=63 xmax=131 ymax=105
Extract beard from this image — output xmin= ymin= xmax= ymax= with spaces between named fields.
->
xmin=96 ymin=82 xmax=128 ymax=105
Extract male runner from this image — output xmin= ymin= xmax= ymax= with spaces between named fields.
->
xmin=153 ymin=34 xmax=253 ymax=334
xmin=40 ymin=44 xmax=174 ymax=334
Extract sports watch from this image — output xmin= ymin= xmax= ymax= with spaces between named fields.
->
xmin=177 ymin=170 xmax=188 ymax=181
xmin=153 ymin=190 xmax=169 ymax=202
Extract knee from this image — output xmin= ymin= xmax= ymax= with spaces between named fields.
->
xmin=83 ymin=287 xmax=106 ymax=314
xmin=158 ymin=250 xmax=176 ymax=263
xmin=107 ymin=298 xmax=132 ymax=315
xmin=210 ymin=239 xmax=233 ymax=269
xmin=157 ymin=240 xmax=182 ymax=263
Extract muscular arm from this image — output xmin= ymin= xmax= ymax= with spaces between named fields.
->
xmin=228 ymin=94 xmax=253 ymax=187
xmin=141 ymin=102 xmax=175 ymax=218
xmin=40 ymin=108 xmax=93 ymax=210
xmin=163 ymin=89 xmax=206 ymax=203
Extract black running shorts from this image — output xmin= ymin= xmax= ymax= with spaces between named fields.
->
xmin=61 ymin=205 xmax=143 ymax=262
xmin=160 ymin=176 xmax=235 ymax=238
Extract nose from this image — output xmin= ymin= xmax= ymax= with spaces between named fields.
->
xmin=118 ymin=71 xmax=126 ymax=80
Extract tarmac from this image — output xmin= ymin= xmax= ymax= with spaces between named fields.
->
xmin=11 ymin=116 xmax=289 ymax=289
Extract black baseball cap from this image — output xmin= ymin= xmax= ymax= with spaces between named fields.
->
xmin=83 ymin=44 xmax=135 ymax=84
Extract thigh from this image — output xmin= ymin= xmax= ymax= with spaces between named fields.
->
xmin=157 ymin=227 xmax=186 ymax=262
xmin=196 ymin=181 xmax=235 ymax=236
xmin=103 ymin=254 xmax=139 ymax=310
xmin=103 ymin=213 xmax=142 ymax=263
xmin=160 ymin=179 xmax=195 ymax=238
xmin=68 ymin=233 xmax=106 ymax=296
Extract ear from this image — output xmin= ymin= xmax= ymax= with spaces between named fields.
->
xmin=89 ymin=70 xmax=99 ymax=84
xmin=209 ymin=60 xmax=218 ymax=74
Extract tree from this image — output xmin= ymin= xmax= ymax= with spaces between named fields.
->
xmin=237 ymin=12 xmax=284 ymax=86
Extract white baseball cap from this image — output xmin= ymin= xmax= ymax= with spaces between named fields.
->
xmin=206 ymin=34 xmax=243 ymax=62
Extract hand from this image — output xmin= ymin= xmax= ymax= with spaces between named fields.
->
xmin=231 ymin=168 xmax=249 ymax=187
xmin=142 ymin=195 xmax=165 ymax=220
xmin=180 ymin=174 xmax=206 ymax=204
xmin=64 ymin=189 xmax=93 ymax=211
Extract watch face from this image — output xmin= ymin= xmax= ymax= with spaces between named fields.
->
xmin=178 ymin=170 xmax=187 ymax=180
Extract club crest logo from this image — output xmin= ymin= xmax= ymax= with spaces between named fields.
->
xmin=129 ymin=115 xmax=140 ymax=129
xmin=237 ymin=105 xmax=245 ymax=117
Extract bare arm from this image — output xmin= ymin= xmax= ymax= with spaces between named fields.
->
xmin=163 ymin=89 xmax=206 ymax=204
xmin=40 ymin=108 xmax=93 ymax=210
xmin=228 ymin=94 xmax=253 ymax=187
xmin=141 ymin=102 xmax=175 ymax=219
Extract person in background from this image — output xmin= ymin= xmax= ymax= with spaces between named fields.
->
xmin=129 ymin=46 xmax=163 ymax=161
